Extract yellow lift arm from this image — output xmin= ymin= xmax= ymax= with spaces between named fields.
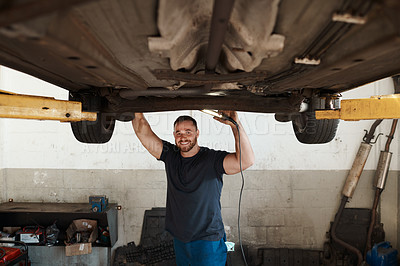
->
xmin=0 ymin=90 xmax=97 ymax=122
xmin=316 ymin=94 xmax=400 ymax=121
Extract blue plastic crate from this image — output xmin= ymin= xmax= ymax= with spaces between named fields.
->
xmin=366 ymin=241 xmax=398 ymax=266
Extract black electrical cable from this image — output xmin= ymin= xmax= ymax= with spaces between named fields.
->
xmin=201 ymin=110 xmax=248 ymax=265
xmin=235 ymin=121 xmax=248 ymax=266
xmin=225 ymin=117 xmax=248 ymax=266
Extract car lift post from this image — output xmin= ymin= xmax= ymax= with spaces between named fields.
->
xmin=317 ymin=89 xmax=399 ymax=265
xmin=315 ymin=94 xmax=400 ymax=121
xmin=0 ymin=90 xmax=97 ymax=122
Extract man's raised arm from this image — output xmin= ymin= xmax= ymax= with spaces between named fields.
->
xmin=215 ymin=111 xmax=255 ymax=175
xmin=132 ymin=113 xmax=163 ymax=159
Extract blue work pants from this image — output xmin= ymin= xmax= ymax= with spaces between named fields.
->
xmin=173 ymin=235 xmax=227 ymax=266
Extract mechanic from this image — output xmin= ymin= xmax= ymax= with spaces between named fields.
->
xmin=132 ymin=111 xmax=254 ymax=266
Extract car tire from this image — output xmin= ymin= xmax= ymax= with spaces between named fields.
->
xmin=292 ymin=111 xmax=339 ymax=144
xmin=69 ymin=93 xmax=115 ymax=144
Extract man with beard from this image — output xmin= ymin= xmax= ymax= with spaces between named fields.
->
xmin=132 ymin=111 xmax=254 ymax=266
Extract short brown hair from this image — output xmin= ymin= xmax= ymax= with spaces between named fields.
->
xmin=174 ymin=115 xmax=197 ymax=130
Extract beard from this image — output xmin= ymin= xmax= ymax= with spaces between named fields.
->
xmin=176 ymin=137 xmax=197 ymax=152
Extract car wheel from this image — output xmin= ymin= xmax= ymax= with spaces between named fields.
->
xmin=69 ymin=93 xmax=115 ymax=143
xmin=292 ymin=111 xmax=339 ymax=144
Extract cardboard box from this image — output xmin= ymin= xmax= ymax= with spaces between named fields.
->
xmin=65 ymin=219 xmax=97 ymax=256
xmin=2 ymin=227 xmax=21 ymax=234
xmin=65 ymin=243 xmax=92 ymax=257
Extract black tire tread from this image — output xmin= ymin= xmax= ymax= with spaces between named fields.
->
xmin=69 ymin=93 xmax=115 ymax=144
xmin=293 ymin=112 xmax=339 ymax=144
xmin=71 ymin=116 xmax=115 ymax=144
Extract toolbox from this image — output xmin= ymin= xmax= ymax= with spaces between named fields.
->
xmin=0 ymin=240 xmax=29 ymax=265
xmin=89 ymin=195 xmax=109 ymax=213
xmin=0 ymin=246 xmax=22 ymax=264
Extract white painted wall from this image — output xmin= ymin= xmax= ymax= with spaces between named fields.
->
xmin=0 ymin=66 xmax=398 ymax=171
xmin=0 ymin=111 xmax=4 ymax=169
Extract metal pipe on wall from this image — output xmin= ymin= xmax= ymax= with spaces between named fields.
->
xmin=365 ymin=118 xmax=398 ymax=257
xmin=331 ymin=196 xmax=364 ymax=266
xmin=341 ymin=143 xmax=372 ymax=198
xmin=331 ymin=119 xmax=383 ymax=266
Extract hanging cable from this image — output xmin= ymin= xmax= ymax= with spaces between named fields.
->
xmin=236 ymin=121 xmax=248 ymax=266
xmin=201 ymin=109 xmax=248 ymax=265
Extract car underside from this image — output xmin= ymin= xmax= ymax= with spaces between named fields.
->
xmin=0 ymin=0 xmax=400 ymax=143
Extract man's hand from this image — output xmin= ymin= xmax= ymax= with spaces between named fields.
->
xmin=217 ymin=110 xmax=255 ymax=175
xmin=214 ymin=110 xmax=238 ymax=127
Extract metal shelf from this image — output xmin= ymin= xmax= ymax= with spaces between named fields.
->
xmin=0 ymin=202 xmax=118 ymax=247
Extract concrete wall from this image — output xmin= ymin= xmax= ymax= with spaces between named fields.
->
xmin=1 ymin=168 xmax=398 ymax=252
xmin=0 ymin=66 xmax=399 ymax=253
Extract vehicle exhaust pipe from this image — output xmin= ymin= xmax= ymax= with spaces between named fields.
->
xmin=341 ymin=142 xmax=372 ymax=198
xmin=373 ymin=151 xmax=392 ymax=190
xmin=205 ymin=0 xmax=235 ymax=73
xmin=118 ymin=87 xmax=205 ymax=99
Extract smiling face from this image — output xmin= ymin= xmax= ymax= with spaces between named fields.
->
xmin=173 ymin=120 xmax=200 ymax=156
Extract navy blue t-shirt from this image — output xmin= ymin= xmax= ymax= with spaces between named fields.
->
xmin=158 ymin=140 xmax=229 ymax=243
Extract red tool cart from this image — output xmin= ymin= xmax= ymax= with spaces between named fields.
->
xmin=0 ymin=241 xmax=28 ymax=266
